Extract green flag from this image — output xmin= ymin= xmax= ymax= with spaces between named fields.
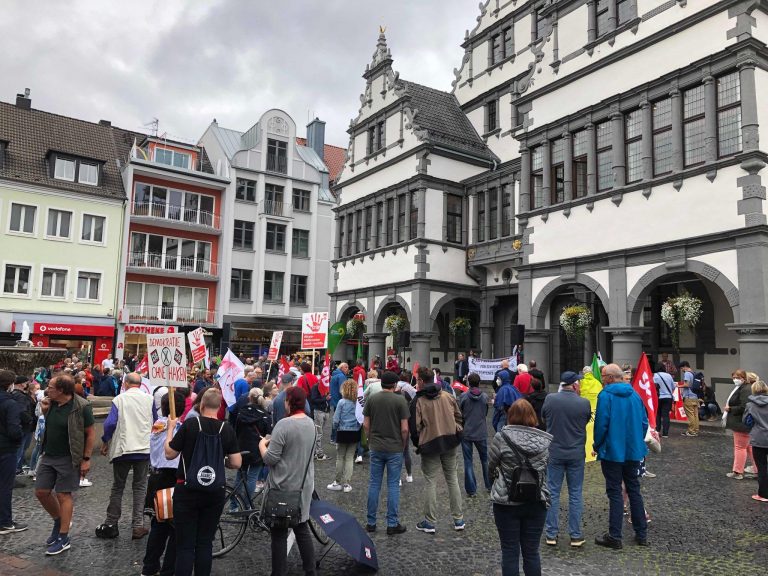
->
xmin=591 ymin=353 xmax=602 ymax=384
xmin=357 ymin=336 xmax=364 ymax=362
xmin=327 ymin=322 xmax=346 ymax=355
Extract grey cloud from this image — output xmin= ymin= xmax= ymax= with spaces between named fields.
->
xmin=1 ymin=0 xmax=474 ymax=146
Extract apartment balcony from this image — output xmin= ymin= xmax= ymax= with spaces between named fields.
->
xmin=262 ymin=200 xmax=285 ymax=217
xmin=130 ymin=202 xmax=221 ymax=235
xmin=124 ymin=304 xmax=216 ymax=326
xmin=126 ymin=252 xmax=219 ymax=281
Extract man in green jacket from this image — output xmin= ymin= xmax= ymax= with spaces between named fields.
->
xmin=34 ymin=373 xmax=95 ymax=556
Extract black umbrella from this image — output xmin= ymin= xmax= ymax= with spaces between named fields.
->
xmin=309 ymin=499 xmax=378 ymax=571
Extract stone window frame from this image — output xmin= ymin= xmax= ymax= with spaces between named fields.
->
xmin=517 ymin=48 xmax=758 ymax=220
xmin=467 ymin=172 xmax=517 ymax=245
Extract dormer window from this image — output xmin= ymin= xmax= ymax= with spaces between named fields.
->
xmin=154 ymin=147 xmax=190 ymax=169
xmin=51 ymin=154 xmax=101 ymax=186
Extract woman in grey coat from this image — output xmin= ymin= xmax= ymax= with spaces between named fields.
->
xmin=744 ymin=380 xmax=768 ymax=502
xmin=259 ymin=386 xmax=316 ymax=576
xmin=489 ymin=399 xmax=552 ymax=576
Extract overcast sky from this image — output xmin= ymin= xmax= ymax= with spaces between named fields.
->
xmin=1 ymin=0 xmax=478 ymax=147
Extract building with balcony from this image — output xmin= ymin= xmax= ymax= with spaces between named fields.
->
xmin=199 ymin=110 xmax=341 ymax=357
xmin=0 ymin=92 xmax=127 ymax=365
xmin=115 ymin=132 xmax=230 ymax=358
xmin=332 ymin=2 xmax=768 ymax=400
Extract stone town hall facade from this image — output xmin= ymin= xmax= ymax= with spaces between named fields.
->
xmin=330 ymin=0 xmax=768 ymax=395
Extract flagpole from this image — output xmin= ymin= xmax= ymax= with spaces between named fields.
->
xmin=312 ymin=348 xmax=316 ymax=375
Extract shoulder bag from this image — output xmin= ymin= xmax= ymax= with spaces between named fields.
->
xmin=262 ymin=426 xmax=316 ymax=529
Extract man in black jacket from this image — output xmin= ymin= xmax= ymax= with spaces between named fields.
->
xmin=0 ymin=369 xmax=27 ymax=534
xmin=11 ymin=376 xmax=35 ymax=474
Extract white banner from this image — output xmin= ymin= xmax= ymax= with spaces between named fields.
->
xmin=468 ymin=356 xmax=517 ymax=381
xmin=267 ymin=330 xmax=283 ymax=361
xmin=147 ymin=333 xmax=187 ymax=388
xmin=216 ymin=349 xmax=245 ymax=407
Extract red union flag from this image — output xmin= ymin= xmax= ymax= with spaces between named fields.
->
xmin=268 ymin=331 xmax=283 ymax=361
xmin=319 ymin=353 xmax=331 ymax=395
xmin=631 ymin=353 xmax=658 ymax=429
xmin=136 ymin=355 xmax=148 ymax=375
xmin=301 ymin=312 xmax=328 ymax=349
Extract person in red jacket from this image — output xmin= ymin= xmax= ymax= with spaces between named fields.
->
xmin=513 ymin=364 xmax=533 ymax=395
xmin=352 ymin=359 xmax=368 ymax=386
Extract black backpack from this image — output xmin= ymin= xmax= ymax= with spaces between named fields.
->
xmin=500 ymin=432 xmax=541 ymax=503
xmin=236 ymin=404 xmax=271 ymax=466
xmin=691 ymin=371 xmax=705 ymax=393
xmin=182 ymin=417 xmax=226 ymax=492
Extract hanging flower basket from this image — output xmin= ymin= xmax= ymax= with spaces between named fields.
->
xmin=449 ymin=316 xmax=472 ymax=337
xmin=384 ymin=314 xmax=407 ymax=339
xmin=661 ymin=292 xmax=702 ymax=349
xmin=346 ymin=317 xmax=366 ymax=338
xmin=559 ymin=304 xmax=592 ymax=343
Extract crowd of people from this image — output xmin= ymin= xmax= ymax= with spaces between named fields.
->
xmin=1 ymin=349 xmax=768 ymax=576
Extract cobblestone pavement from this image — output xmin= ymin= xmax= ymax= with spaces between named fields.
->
xmin=2 ymin=417 xmax=767 ymax=576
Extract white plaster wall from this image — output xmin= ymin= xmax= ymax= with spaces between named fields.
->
xmin=424 ymin=188 xmax=444 ymax=241
xmin=531 ymin=275 xmax=559 ymax=304
xmin=558 ymin=4 xmax=587 ymax=59
xmin=337 ymin=155 xmax=419 ymax=206
xmin=528 ymin=166 xmax=745 ymax=264
xmin=754 ymin=8 xmax=768 ymax=45
xmin=626 ymin=263 xmax=658 ymax=296
xmin=527 ymin=12 xmax=734 ymax=131
xmin=336 ymin=251 xmax=416 ymax=292
xmin=429 ymin=291 xmax=448 ymax=317
xmin=425 ymin=247 xmax=478 ymax=285
xmin=427 ymin=155 xmax=489 ymax=182
xmin=466 ymin=106 xmax=485 ymax=142
xmin=583 ymin=270 xmax=609 ymax=298
xmin=691 ymin=250 xmax=740 ymax=290
xmin=755 ymin=68 xmax=768 ymax=170
xmin=374 ymin=295 xmax=386 ymax=318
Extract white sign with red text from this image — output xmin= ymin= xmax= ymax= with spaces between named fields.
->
xmin=301 ymin=312 xmax=328 ymax=349
xmin=187 ymin=327 xmax=207 ymax=364
xmin=147 ymin=333 xmax=187 ymax=388
xmin=267 ymin=331 xmax=283 ymax=361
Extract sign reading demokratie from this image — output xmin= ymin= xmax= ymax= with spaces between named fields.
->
xmin=468 ymin=356 xmax=518 ymax=381
xmin=147 ymin=333 xmax=187 ymax=388
xmin=301 ymin=312 xmax=329 ymax=349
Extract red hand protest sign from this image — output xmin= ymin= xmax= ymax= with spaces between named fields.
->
xmin=301 ymin=312 xmax=328 ymax=349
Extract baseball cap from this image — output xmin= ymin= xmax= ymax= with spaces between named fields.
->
xmin=560 ymin=371 xmax=584 ymax=385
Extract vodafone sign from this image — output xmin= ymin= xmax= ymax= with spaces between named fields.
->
xmin=33 ymin=323 xmax=114 ymax=337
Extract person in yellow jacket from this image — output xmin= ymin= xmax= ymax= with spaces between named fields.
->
xmin=579 ymin=366 xmax=603 ymax=463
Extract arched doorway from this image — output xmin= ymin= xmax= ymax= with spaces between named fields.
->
xmin=431 ymin=297 xmax=481 ymax=363
xmin=335 ymin=302 xmax=367 ymax=364
xmin=375 ymin=301 xmax=411 ymax=363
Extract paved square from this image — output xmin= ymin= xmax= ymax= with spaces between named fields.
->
xmin=2 ymin=421 xmax=767 ymax=575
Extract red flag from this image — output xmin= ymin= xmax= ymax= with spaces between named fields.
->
xmin=277 ymin=356 xmax=291 ymax=385
xmin=136 ymin=355 xmax=148 ymax=375
xmin=631 ymin=353 xmax=658 ymax=429
xmin=319 ymin=353 xmax=331 ymax=395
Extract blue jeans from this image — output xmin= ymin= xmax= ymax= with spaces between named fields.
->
xmin=366 ymin=450 xmax=403 ymax=528
xmin=600 ymin=460 xmax=647 ymax=540
xmin=29 ymin=440 xmax=41 ymax=473
xmin=461 ymin=438 xmax=490 ymax=495
xmin=16 ymin=431 xmax=32 ymax=471
xmin=545 ymin=457 xmax=585 ymax=539
xmin=493 ymin=502 xmax=546 ymax=576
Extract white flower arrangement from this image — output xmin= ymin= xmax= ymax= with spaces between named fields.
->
xmin=661 ymin=293 xmax=702 ymax=348
xmin=346 ymin=317 xmax=366 ymax=337
xmin=559 ymin=305 xmax=592 ymax=342
xmin=384 ymin=314 xmax=407 ymax=337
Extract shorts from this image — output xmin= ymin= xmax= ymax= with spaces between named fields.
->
xmin=35 ymin=454 xmax=80 ymax=493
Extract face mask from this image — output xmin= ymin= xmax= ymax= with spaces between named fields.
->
xmin=733 ymin=379 xmax=743 ymax=386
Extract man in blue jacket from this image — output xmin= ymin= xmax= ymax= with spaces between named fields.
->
xmin=593 ymin=363 xmax=649 ymax=549
xmin=329 ymin=363 xmax=348 ymax=444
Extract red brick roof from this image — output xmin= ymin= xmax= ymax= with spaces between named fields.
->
xmin=296 ymin=137 xmax=347 ymax=183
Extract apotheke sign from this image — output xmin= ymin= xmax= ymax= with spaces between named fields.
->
xmin=124 ymin=325 xmax=178 ymax=335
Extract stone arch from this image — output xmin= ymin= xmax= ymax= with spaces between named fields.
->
xmin=374 ymin=295 xmax=412 ymax=332
xmin=429 ymin=292 xmax=481 ymax=321
xmin=627 ymin=260 xmax=740 ymax=325
xmin=337 ymin=300 xmax=367 ymax=323
xmin=530 ymin=274 xmax=611 ymax=330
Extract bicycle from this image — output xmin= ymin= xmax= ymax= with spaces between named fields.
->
xmin=213 ymin=464 xmax=330 ymax=558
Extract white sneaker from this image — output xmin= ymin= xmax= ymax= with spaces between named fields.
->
xmin=399 ymin=479 xmax=402 ymax=486
xmin=342 ymin=484 xmax=352 ymax=493
xmin=79 ymin=477 xmax=93 ymax=487
xmin=327 ymin=482 xmax=343 ymax=491
xmin=406 ymin=475 xmax=413 ymax=483
xmin=745 ymin=465 xmax=757 ymax=475
xmin=355 ymin=455 xmax=363 ymax=464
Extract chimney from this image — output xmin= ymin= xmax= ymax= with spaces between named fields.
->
xmin=15 ymin=88 xmax=31 ymax=110
xmin=99 ymin=120 xmax=111 ymax=127
xmin=306 ymin=117 xmax=326 ymax=161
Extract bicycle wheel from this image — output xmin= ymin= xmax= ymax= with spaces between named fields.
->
xmin=308 ymin=515 xmax=330 ymax=545
xmin=213 ymin=484 xmax=248 ymax=558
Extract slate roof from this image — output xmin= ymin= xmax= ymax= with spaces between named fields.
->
xmin=0 ymin=100 xmax=128 ymax=200
xmin=296 ymin=137 xmax=347 ymax=183
xmin=398 ymin=80 xmax=498 ymax=162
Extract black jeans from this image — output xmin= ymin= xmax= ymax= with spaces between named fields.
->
xmin=0 ymin=451 xmax=16 ymax=527
xmin=142 ymin=517 xmax=176 ymax=576
xmin=173 ymin=485 xmax=225 ymax=576
xmin=753 ymin=446 xmax=768 ymax=499
xmin=492 ymin=502 xmax=546 ymax=576
xmin=270 ymin=521 xmax=316 ymax=576
xmin=657 ymin=398 xmax=673 ymax=436
xmin=601 ymin=460 xmax=647 ymax=540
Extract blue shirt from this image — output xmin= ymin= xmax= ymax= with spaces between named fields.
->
xmin=654 ymin=372 xmax=675 ymax=399
xmin=329 ymin=369 xmax=346 ymax=409
xmin=680 ymin=371 xmax=697 ymax=399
